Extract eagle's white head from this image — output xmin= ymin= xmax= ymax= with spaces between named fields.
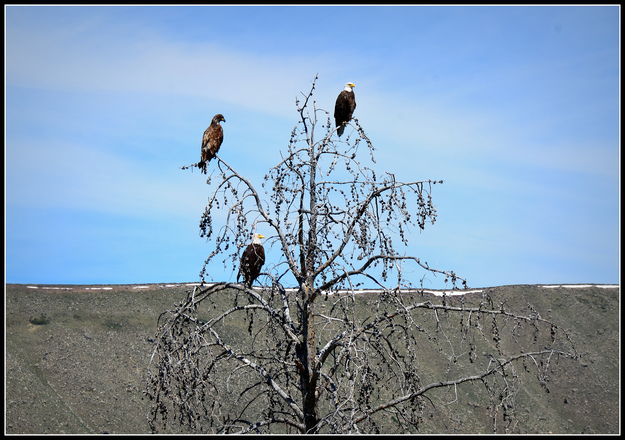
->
xmin=344 ymin=82 xmax=356 ymax=92
xmin=252 ymin=233 xmax=265 ymax=244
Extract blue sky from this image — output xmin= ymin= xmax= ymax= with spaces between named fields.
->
xmin=5 ymin=5 xmax=620 ymax=288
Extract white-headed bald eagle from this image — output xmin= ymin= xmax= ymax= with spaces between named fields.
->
xmin=199 ymin=113 xmax=226 ymax=173
xmin=334 ymin=82 xmax=356 ymax=137
xmin=238 ymin=233 xmax=265 ymax=288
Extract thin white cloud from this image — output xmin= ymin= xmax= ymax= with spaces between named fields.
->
xmin=6 ymin=138 xmax=206 ymax=219
xmin=6 ymin=21 xmax=334 ymax=119
xmin=8 ymin=11 xmax=617 ymax=184
xmin=358 ymin=89 xmax=619 ymax=181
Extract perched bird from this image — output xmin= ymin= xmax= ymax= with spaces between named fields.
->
xmin=238 ymin=233 xmax=265 ymax=288
xmin=199 ymin=114 xmax=226 ymax=173
xmin=334 ymin=82 xmax=357 ymax=136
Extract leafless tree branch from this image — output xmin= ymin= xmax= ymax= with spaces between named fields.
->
xmin=147 ymin=76 xmax=578 ymax=434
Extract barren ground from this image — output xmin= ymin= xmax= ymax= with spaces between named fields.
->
xmin=4 ymin=283 xmax=620 ymax=434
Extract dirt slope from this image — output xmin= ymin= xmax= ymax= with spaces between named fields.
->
xmin=4 ymin=283 xmax=620 ymax=434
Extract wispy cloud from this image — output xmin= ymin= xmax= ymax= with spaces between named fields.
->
xmin=8 ymin=8 xmax=617 ymax=184
xmin=359 ymin=82 xmax=619 ymax=182
xmin=6 ymin=138 xmax=206 ymax=219
xmin=6 ymin=19 xmax=336 ymax=119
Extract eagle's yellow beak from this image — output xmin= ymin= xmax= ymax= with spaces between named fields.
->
xmin=258 ymin=234 xmax=265 ymax=239
xmin=348 ymin=82 xmax=356 ymax=88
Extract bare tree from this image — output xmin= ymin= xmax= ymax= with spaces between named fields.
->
xmin=146 ymin=76 xmax=578 ymax=434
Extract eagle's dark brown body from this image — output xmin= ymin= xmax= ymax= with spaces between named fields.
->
xmin=238 ymin=243 xmax=265 ymax=288
xmin=334 ymin=86 xmax=356 ymax=137
xmin=199 ymin=114 xmax=225 ymax=173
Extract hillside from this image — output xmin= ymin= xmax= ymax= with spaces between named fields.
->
xmin=4 ymin=283 xmax=620 ymax=434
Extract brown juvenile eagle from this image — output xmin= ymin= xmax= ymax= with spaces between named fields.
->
xmin=237 ymin=233 xmax=265 ymax=288
xmin=334 ymin=82 xmax=356 ymax=137
xmin=199 ymin=113 xmax=225 ymax=173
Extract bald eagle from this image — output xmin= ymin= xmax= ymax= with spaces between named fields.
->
xmin=334 ymin=82 xmax=356 ymax=137
xmin=199 ymin=114 xmax=226 ymax=173
xmin=238 ymin=233 xmax=265 ymax=288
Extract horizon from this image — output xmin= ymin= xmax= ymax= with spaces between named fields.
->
xmin=8 ymin=281 xmax=621 ymax=290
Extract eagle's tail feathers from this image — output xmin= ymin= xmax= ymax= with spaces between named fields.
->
xmin=198 ymin=161 xmax=207 ymax=174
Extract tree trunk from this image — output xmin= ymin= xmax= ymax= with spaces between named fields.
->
xmin=297 ymin=283 xmax=319 ymax=433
